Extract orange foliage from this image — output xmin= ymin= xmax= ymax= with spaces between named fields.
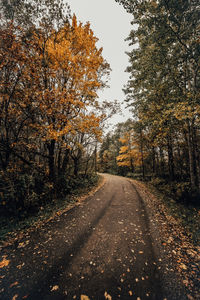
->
xmin=117 ymin=130 xmax=147 ymax=168
xmin=0 ymin=16 xmax=110 ymax=173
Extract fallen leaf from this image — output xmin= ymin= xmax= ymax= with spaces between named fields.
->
xmin=167 ymin=237 xmax=173 ymax=244
xmin=129 ymin=291 xmax=133 ymax=296
xmin=81 ymin=295 xmax=90 ymax=300
xmin=180 ymin=263 xmax=187 ymax=270
xmin=183 ymin=279 xmax=189 ymax=286
xmin=51 ymin=285 xmax=59 ymax=291
xmin=18 ymin=240 xmax=29 ymax=248
xmin=17 ymin=263 xmax=25 ymax=269
xmin=104 ymin=291 xmax=112 ymax=300
xmin=10 ymin=282 xmax=19 ymax=288
xmin=0 ymin=257 xmax=10 ymax=268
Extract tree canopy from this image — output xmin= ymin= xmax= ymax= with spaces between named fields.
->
xmin=100 ymin=0 xmax=200 ymax=202
xmin=0 ymin=0 xmax=114 ymax=214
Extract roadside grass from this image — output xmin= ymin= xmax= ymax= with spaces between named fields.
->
xmin=126 ymin=172 xmax=200 ymax=246
xmin=146 ymin=182 xmax=200 ymax=246
xmin=0 ymin=174 xmax=101 ymax=245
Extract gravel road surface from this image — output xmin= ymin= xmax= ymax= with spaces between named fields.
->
xmin=0 ymin=174 xmax=187 ymax=299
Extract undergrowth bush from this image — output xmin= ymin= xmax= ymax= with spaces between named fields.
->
xmin=0 ymin=169 xmax=99 ymax=218
xmin=150 ymin=177 xmax=200 ymax=205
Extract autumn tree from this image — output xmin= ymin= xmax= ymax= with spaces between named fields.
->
xmin=0 ymin=2 xmax=111 ymax=213
xmin=115 ymin=0 xmax=200 ymax=199
xmin=116 ymin=121 xmax=148 ymax=177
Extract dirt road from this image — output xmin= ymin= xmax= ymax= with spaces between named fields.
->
xmin=0 ymin=174 xmax=187 ymax=299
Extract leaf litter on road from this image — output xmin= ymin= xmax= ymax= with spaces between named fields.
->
xmin=51 ymin=285 xmax=59 ymax=291
xmin=104 ymin=291 xmax=112 ymax=299
xmin=0 ymin=256 xmax=10 ymax=268
xmin=131 ymin=179 xmax=200 ymax=299
xmin=81 ymin=295 xmax=90 ymax=300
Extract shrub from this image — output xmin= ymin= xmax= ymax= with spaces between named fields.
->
xmin=150 ymin=177 xmax=200 ymax=205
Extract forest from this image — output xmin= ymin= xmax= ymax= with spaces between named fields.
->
xmin=0 ymin=2 xmax=199 ymax=299
xmin=0 ymin=0 xmax=199 ymax=224
xmin=99 ymin=0 xmax=200 ymax=204
xmin=0 ymin=0 xmax=115 ymax=219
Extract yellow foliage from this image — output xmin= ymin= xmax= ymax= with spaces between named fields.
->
xmin=0 ymin=256 xmax=10 ymax=268
xmin=117 ymin=130 xmax=148 ymax=168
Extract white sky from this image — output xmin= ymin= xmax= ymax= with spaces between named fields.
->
xmin=66 ymin=0 xmax=133 ymax=129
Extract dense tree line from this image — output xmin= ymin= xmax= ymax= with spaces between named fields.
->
xmin=0 ymin=0 xmax=112 ymax=214
xmin=99 ymin=0 xmax=200 ymax=203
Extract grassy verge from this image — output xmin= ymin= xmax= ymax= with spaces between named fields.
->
xmin=146 ymin=182 xmax=200 ymax=246
xmin=126 ymin=172 xmax=200 ymax=246
xmin=0 ymin=174 xmax=102 ymax=246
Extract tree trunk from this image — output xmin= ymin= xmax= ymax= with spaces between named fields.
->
xmin=152 ymin=147 xmax=156 ymax=174
xmin=167 ymin=134 xmax=175 ymax=181
xmin=60 ymin=148 xmax=70 ymax=175
xmin=186 ymin=122 xmax=196 ymax=190
xmin=57 ymin=147 xmax=62 ymax=175
xmin=73 ymin=158 xmax=79 ymax=176
xmin=130 ymin=157 xmax=134 ymax=173
xmin=140 ymin=131 xmax=145 ymax=179
xmin=47 ymin=139 xmax=55 ymax=182
xmin=176 ymin=138 xmax=183 ymax=180
xmin=94 ymin=142 xmax=97 ymax=173
xmin=84 ymin=157 xmax=90 ymax=177
xmin=0 ymin=145 xmax=11 ymax=170
xmin=159 ymin=146 xmax=165 ymax=176
xmin=73 ymin=149 xmax=82 ymax=176
xmin=193 ymin=126 xmax=200 ymax=191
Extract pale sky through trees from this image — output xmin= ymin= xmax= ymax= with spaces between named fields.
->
xmin=66 ymin=0 xmax=133 ymax=128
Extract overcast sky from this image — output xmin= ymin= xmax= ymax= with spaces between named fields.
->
xmin=66 ymin=0 xmax=133 ymax=128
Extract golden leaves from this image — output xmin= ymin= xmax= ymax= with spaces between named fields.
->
xmin=0 ymin=256 xmax=10 ymax=268
xmin=104 ymin=291 xmax=112 ymax=300
xmin=0 ymin=12 xmax=109 ymax=191
xmin=81 ymin=295 xmax=90 ymax=300
xmin=117 ymin=129 xmax=147 ymax=168
xmin=10 ymin=281 xmax=19 ymax=288
xmin=51 ymin=285 xmax=59 ymax=291
xmin=179 ymin=263 xmax=187 ymax=270
xmin=129 ymin=290 xmax=133 ymax=296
